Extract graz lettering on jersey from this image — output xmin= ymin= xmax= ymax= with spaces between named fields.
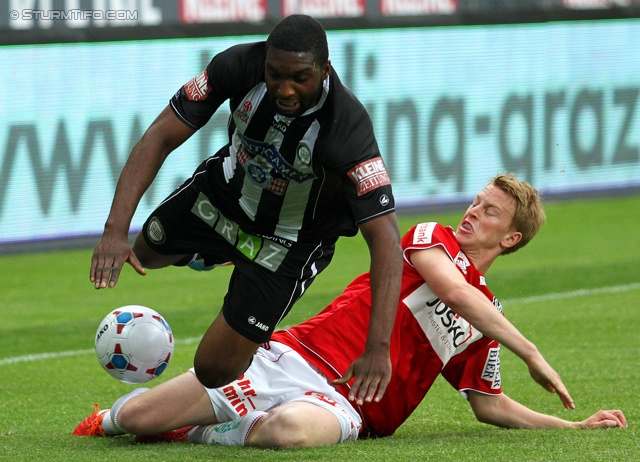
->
xmin=184 ymin=70 xmax=211 ymax=102
xmin=191 ymin=193 xmax=289 ymax=271
xmin=236 ymin=132 xmax=317 ymax=184
xmin=426 ymin=297 xmax=473 ymax=349
xmin=348 ymin=158 xmax=391 ymax=196
xmin=481 ymin=347 xmax=502 ymax=389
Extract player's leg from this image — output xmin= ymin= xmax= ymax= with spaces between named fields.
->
xmin=115 ymin=372 xmax=218 ymax=435
xmin=247 ymin=401 xmax=343 ymax=448
xmin=132 ymin=159 xmax=233 ymax=271
xmin=187 ymin=402 xmax=342 ymax=448
xmin=192 ymin=241 xmax=335 ymax=390
xmin=187 ymin=342 xmax=360 ymax=448
xmin=72 ymin=372 xmax=217 ymax=437
xmin=132 ymin=231 xmax=191 ymax=269
xmin=193 ymin=313 xmax=261 ymax=389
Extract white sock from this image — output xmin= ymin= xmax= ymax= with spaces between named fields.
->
xmin=188 ymin=411 xmax=268 ymax=446
xmin=100 ymin=410 xmax=123 ymax=435
xmin=101 ymin=388 xmax=150 ymax=435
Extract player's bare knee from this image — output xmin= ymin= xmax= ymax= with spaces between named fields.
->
xmin=193 ymin=361 xmax=239 ymax=389
xmin=252 ymin=407 xmax=318 ymax=448
xmin=115 ymin=400 xmax=150 ymax=435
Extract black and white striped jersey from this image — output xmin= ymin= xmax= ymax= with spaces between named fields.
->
xmin=170 ymin=41 xmax=395 ymax=243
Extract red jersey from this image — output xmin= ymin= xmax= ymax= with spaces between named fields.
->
xmin=271 ymin=222 xmax=503 ymax=437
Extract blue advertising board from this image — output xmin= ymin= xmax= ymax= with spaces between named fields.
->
xmin=1 ymin=19 xmax=639 ymax=244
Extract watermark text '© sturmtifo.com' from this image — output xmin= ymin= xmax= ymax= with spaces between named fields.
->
xmin=9 ymin=9 xmax=139 ymax=21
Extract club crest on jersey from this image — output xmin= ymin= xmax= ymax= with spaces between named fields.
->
xmin=147 ymin=217 xmax=165 ymax=244
xmin=348 ymin=158 xmax=391 ymax=196
xmin=184 ymin=70 xmax=211 ymax=102
xmin=454 ymin=251 xmax=470 ymax=275
xmin=297 ymin=144 xmax=311 ymax=165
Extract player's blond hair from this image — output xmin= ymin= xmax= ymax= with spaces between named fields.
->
xmin=491 ymin=173 xmax=546 ymax=255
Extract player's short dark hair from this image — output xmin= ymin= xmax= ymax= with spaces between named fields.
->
xmin=266 ymin=14 xmax=329 ymax=66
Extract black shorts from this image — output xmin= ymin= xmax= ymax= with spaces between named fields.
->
xmin=141 ymin=174 xmax=336 ymax=343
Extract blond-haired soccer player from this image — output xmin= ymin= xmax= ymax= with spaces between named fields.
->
xmin=75 ymin=174 xmax=626 ymax=447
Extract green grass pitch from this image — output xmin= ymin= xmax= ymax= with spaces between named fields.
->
xmin=1 ymin=194 xmax=639 ymax=461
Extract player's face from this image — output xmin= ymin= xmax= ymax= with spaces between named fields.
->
xmin=265 ymin=47 xmax=330 ymax=118
xmin=456 ymin=185 xmax=519 ymax=254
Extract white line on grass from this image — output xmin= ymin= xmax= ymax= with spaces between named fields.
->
xmin=503 ymin=282 xmax=640 ymax=305
xmin=0 ymin=336 xmax=202 ymax=366
xmin=2 ymin=282 xmax=639 ymax=367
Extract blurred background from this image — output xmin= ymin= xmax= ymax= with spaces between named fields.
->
xmin=1 ymin=0 xmax=639 ymax=254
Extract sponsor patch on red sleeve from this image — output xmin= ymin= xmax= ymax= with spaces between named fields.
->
xmin=183 ymin=70 xmax=211 ymax=101
xmin=348 ymin=158 xmax=391 ymax=196
xmin=481 ymin=347 xmax=502 ymax=389
xmin=413 ymin=222 xmax=436 ymax=245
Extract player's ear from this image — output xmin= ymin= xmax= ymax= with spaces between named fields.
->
xmin=322 ymin=60 xmax=331 ymax=80
xmin=501 ymin=231 xmax=522 ymax=250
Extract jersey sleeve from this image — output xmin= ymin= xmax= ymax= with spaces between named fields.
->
xmin=170 ymin=42 xmax=266 ymax=130
xmin=402 ymin=222 xmax=460 ymax=266
xmin=319 ymin=75 xmax=395 ymax=226
xmin=441 ymin=340 xmax=503 ymax=399
xmin=346 ymin=154 xmax=395 ymax=226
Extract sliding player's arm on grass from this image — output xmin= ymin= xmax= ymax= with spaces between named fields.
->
xmin=411 ymin=246 xmax=574 ymax=409
xmin=468 ymin=391 xmax=627 ymax=429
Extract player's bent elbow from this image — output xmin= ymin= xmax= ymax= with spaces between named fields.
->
xmin=468 ymin=393 xmax=504 ymax=428
xmin=436 ymin=285 xmax=472 ymax=314
xmin=473 ymin=408 xmax=497 ymax=426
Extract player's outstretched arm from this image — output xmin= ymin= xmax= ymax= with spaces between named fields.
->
xmin=90 ymin=106 xmax=196 ymax=289
xmin=523 ymin=350 xmax=574 ymax=409
xmin=468 ymin=391 xmax=627 ymax=430
xmin=411 ymin=247 xmax=574 ymax=409
xmin=333 ymin=213 xmax=402 ymax=405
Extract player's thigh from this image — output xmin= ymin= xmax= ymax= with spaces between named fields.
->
xmin=221 ymin=261 xmax=317 ymax=344
xmin=193 ymin=312 xmax=261 ymax=388
xmin=132 ymin=232 xmax=190 ymax=268
xmin=250 ymin=401 xmax=343 ymax=448
xmin=119 ymin=372 xmax=218 ymax=434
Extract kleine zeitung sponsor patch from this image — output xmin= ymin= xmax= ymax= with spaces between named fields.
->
xmin=348 ymin=158 xmax=391 ymax=196
xmin=184 ymin=70 xmax=211 ymax=101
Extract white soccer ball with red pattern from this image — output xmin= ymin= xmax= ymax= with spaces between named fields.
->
xmin=95 ymin=305 xmax=174 ymax=384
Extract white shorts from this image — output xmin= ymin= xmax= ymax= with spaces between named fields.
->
xmin=191 ymin=341 xmax=362 ymax=443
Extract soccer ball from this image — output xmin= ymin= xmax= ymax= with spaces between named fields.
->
xmin=95 ymin=305 xmax=174 ymax=384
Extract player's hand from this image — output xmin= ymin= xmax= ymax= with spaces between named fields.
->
xmin=332 ymin=347 xmax=391 ymax=406
xmin=526 ymin=353 xmax=575 ymax=409
xmin=578 ymin=410 xmax=627 ymax=429
xmin=90 ymin=234 xmax=145 ymax=289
